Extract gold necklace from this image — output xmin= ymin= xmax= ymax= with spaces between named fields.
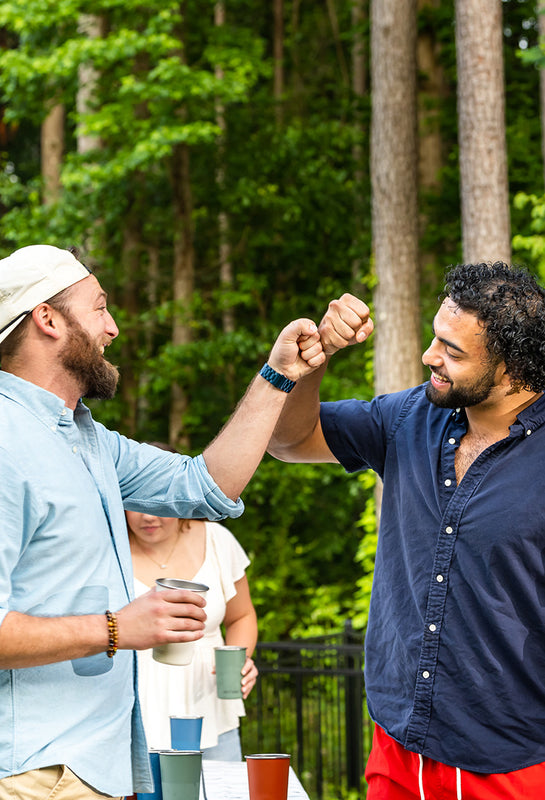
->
xmin=135 ymin=531 xmax=180 ymax=569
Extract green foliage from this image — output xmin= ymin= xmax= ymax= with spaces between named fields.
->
xmin=512 ymin=191 xmax=545 ymax=280
xmin=0 ymin=0 xmax=376 ymax=648
xmin=2 ymin=0 xmax=545 ymax=657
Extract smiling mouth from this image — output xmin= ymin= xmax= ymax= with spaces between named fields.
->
xmin=430 ymin=371 xmax=451 ymax=387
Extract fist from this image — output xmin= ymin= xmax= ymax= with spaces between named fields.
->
xmin=319 ymin=293 xmax=373 ymax=355
xmin=268 ymin=318 xmax=326 ymax=381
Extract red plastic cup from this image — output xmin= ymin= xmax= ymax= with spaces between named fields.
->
xmin=246 ymin=754 xmax=290 ymax=800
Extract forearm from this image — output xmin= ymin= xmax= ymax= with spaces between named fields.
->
xmin=268 ymin=292 xmax=373 ymax=462
xmin=267 ymin=359 xmax=330 ymax=462
xmin=203 ymin=373 xmax=291 ymax=500
xmin=0 ymin=610 xmax=109 ymax=669
xmin=202 ymin=317 xmax=327 ymax=499
xmin=224 ymin=610 xmax=258 ymax=656
xmin=0 ymin=587 xmax=207 ymax=669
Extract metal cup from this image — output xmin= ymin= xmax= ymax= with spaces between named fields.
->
xmin=152 ymin=579 xmax=209 ymax=666
xmin=159 ymin=750 xmax=202 ymax=800
xmin=214 ymin=645 xmax=247 ymax=699
xmin=246 ymin=754 xmax=291 ymax=800
xmin=169 ymin=715 xmax=203 ymax=750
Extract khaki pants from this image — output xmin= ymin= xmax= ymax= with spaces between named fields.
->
xmin=0 ymin=766 xmax=122 ymax=800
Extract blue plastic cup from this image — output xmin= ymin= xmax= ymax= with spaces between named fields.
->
xmin=170 ymin=715 xmax=203 ymax=750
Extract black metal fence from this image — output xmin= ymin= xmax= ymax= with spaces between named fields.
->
xmin=240 ymin=621 xmax=373 ymax=800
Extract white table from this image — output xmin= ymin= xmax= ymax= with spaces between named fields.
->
xmin=201 ymin=760 xmax=310 ymax=800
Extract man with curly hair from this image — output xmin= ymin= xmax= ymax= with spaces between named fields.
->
xmin=268 ymin=262 xmax=545 ymax=800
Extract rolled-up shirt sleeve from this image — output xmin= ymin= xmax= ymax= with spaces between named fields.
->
xmin=106 ymin=431 xmax=245 ymax=520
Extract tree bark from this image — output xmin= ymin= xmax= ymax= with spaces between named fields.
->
xmin=417 ymin=0 xmax=445 ymax=279
xmin=119 ymin=224 xmax=141 ymax=437
xmin=455 ymin=0 xmax=511 ymax=264
xmin=214 ymin=2 xmax=234 ymax=337
xmin=169 ymin=142 xmax=194 ymax=451
xmin=351 ymin=0 xmax=367 ymax=291
xmin=76 ymin=13 xmax=106 ymax=264
xmin=77 ymin=14 xmax=105 ymax=155
xmin=326 ymin=0 xmax=349 ymax=87
xmin=371 ymin=0 xmax=421 ymax=398
xmin=538 ymin=2 xmax=545 ymax=188
xmin=274 ymin=0 xmax=284 ymax=126
xmin=41 ymin=103 xmax=64 ymax=205
xmin=417 ymin=0 xmax=443 ymax=192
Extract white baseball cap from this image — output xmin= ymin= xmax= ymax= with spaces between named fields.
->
xmin=0 ymin=245 xmax=91 ymax=343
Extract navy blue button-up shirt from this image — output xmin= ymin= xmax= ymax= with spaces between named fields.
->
xmin=321 ymin=385 xmax=545 ymax=773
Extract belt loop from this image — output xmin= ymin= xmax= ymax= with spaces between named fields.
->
xmin=456 ymin=767 xmax=462 ymax=800
xmin=418 ymin=754 xmax=426 ymax=800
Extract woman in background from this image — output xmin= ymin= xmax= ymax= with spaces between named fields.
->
xmin=126 ymin=446 xmax=258 ymax=760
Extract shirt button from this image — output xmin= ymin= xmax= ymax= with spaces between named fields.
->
xmin=429 ymin=624 xmax=437 ymax=632
xmin=448 ymin=437 xmax=456 ymax=445
xmin=436 ymin=574 xmax=444 ymax=583
xmin=444 ymin=479 xmax=452 ymax=487
xmin=526 ymin=429 xmax=532 ymax=436
xmin=72 ymin=446 xmax=78 ymax=454
xmin=50 ymin=425 xmax=56 ymax=431
xmin=445 ymin=526 xmax=453 ymax=534
xmin=422 ymin=671 xmax=430 ymax=679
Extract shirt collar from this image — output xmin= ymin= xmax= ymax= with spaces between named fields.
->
xmin=447 ymin=392 xmax=545 ymax=433
xmin=509 ymin=391 xmax=545 ymax=435
xmin=0 ymin=370 xmax=75 ymax=428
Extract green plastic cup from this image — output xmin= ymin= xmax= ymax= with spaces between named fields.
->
xmin=158 ymin=750 xmax=202 ymax=800
xmin=214 ymin=645 xmax=246 ymax=699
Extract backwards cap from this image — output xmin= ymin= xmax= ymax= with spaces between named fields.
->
xmin=0 ymin=245 xmax=91 ymax=343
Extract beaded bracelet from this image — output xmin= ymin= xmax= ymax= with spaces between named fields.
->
xmin=105 ymin=610 xmax=118 ymax=658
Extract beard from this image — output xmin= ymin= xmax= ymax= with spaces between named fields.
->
xmin=59 ymin=315 xmax=119 ymax=400
xmin=425 ymin=361 xmax=498 ymax=409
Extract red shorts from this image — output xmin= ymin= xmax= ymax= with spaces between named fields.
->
xmin=365 ymin=725 xmax=545 ymax=800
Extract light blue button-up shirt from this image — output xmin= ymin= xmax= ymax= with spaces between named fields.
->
xmin=0 ymin=371 xmax=244 ymax=796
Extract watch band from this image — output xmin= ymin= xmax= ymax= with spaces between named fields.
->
xmin=259 ymin=362 xmax=296 ymax=393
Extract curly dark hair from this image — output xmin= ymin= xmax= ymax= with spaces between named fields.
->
xmin=443 ymin=261 xmax=545 ymax=392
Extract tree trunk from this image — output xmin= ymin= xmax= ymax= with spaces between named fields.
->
xmin=417 ymin=0 xmax=445 ymax=278
xmin=138 ymin=243 xmax=161 ymax=432
xmin=538 ymin=2 xmax=545 ymax=188
xmin=41 ymin=103 xmax=64 ymax=205
xmin=455 ymin=0 xmax=511 ymax=264
xmin=119 ymin=224 xmax=140 ymax=437
xmin=326 ymin=0 xmax=349 ymax=87
xmin=169 ymin=142 xmax=194 ymax=451
xmin=76 ymin=13 xmax=106 ymax=264
xmin=371 ymin=0 xmax=421 ymax=398
xmin=417 ymin=0 xmax=443 ymax=192
xmin=351 ymin=0 xmax=367 ymax=291
xmin=214 ymin=2 xmax=234 ymax=337
xmin=274 ymin=0 xmax=284 ymax=125
xmin=77 ymin=14 xmax=105 ymax=155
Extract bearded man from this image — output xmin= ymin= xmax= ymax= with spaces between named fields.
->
xmin=268 ymin=262 xmax=545 ymax=800
xmin=0 ymin=244 xmax=326 ymax=800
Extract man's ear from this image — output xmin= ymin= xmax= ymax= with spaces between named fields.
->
xmin=31 ymin=303 xmax=63 ymax=340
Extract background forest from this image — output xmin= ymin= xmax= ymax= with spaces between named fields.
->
xmin=1 ymin=0 xmax=545 ymax=643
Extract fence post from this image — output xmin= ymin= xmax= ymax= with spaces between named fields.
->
xmin=344 ymin=619 xmax=364 ymax=790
